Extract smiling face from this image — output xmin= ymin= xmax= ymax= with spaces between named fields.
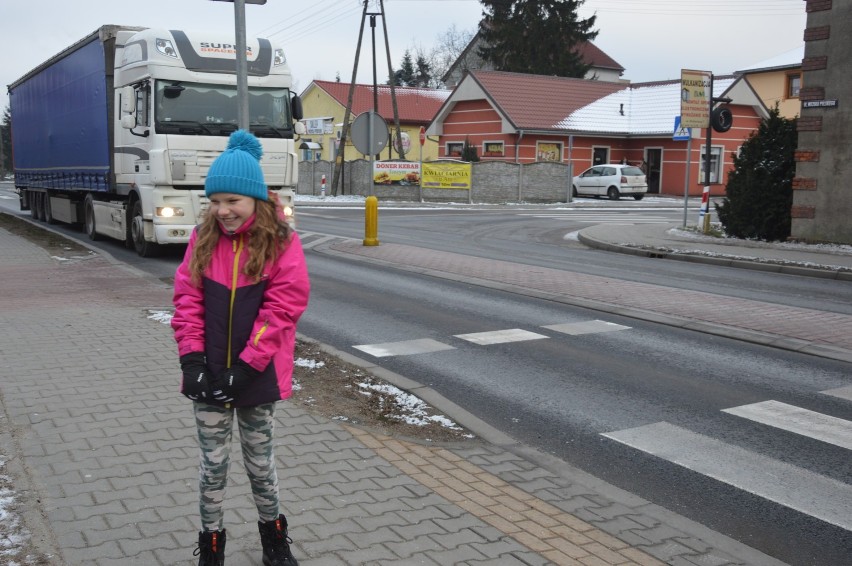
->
xmin=208 ymin=192 xmax=256 ymax=232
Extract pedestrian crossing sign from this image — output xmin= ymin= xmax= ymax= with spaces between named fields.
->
xmin=673 ymin=116 xmax=692 ymax=141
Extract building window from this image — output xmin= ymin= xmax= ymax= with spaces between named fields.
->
xmin=698 ymin=145 xmax=724 ymax=184
xmin=786 ymin=73 xmax=801 ymax=99
xmin=482 ymin=141 xmax=504 ymax=157
xmin=446 ymin=142 xmax=464 ymax=157
xmin=536 ymin=141 xmax=563 ymax=162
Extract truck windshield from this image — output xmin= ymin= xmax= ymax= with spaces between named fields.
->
xmin=154 ymin=81 xmax=293 ymax=138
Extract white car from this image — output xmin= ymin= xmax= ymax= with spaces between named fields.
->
xmin=572 ymin=164 xmax=648 ymax=200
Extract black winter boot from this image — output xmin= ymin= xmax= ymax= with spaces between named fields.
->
xmin=258 ymin=514 xmax=298 ymax=566
xmin=194 ymin=529 xmax=226 ymax=566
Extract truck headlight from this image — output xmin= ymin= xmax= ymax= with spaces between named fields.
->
xmin=156 ymin=38 xmax=178 ymax=58
xmin=156 ymin=207 xmax=184 ymax=218
xmin=274 ymin=48 xmax=286 ymax=66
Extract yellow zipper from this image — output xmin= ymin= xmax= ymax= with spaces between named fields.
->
xmin=226 ymin=234 xmax=244 ymax=369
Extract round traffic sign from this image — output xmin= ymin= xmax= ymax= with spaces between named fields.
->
xmin=350 ymin=111 xmax=389 ymax=155
xmin=419 ymin=126 xmax=426 ymax=146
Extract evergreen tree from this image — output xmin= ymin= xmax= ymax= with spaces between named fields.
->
xmin=461 ymin=137 xmax=479 ymax=162
xmin=478 ymin=0 xmax=597 ymax=77
xmin=390 ymin=50 xmax=416 ymax=86
xmin=414 ymin=55 xmax=432 ymax=88
xmin=715 ymin=106 xmax=797 ymax=241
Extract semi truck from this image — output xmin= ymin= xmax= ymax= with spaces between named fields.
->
xmin=8 ymin=24 xmax=304 ymax=256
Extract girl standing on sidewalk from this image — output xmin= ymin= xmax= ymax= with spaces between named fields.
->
xmin=171 ymin=130 xmax=310 ymax=566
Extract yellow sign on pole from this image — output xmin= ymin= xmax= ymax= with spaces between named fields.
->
xmin=680 ymin=69 xmax=711 ymax=128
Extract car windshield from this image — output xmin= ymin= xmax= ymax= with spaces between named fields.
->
xmin=154 ymin=81 xmax=293 ymax=137
xmin=621 ymin=166 xmax=644 ymax=176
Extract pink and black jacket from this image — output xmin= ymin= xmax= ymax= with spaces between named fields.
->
xmin=172 ymin=217 xmax=310 ymax=407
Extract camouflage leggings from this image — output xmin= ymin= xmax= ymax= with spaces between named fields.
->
xmin=193 ymin=402 xmax=280 ymax=531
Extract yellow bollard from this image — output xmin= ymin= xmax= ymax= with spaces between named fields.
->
xmin=363 ymin=195 xmax=379 ymax=246
xmin=702 ymin=211 xmax=712 ymax=234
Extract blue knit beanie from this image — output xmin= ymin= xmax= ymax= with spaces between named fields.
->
xmin=205 ymin=130 xmax=268 ymax=201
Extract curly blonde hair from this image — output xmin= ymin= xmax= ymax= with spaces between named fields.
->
xmin=188 ymin=191 xmax=292 ymax=285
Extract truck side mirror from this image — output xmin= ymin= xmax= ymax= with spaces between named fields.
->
xmin=294 ymin=121 xmax=306 ymax=135
xmin=121 ymin=115 xmax=137 ymax=129
xmin=291 ymin=95 xmax=303 ymax=121
xmin=121 ymin=86 xmax=136 ymax=114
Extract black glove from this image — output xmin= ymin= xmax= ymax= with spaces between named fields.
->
xmin=210 ymin=360 xmax=260 ymax=403
xmin=180 ymin=352 xmax=211 ymax=401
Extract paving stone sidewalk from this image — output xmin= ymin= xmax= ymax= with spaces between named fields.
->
xmin=0 ymin=224 xmax=787 ymax=565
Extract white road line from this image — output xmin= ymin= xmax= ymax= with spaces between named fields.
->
xmin=299 ymin=234 xmax=339 ymax=249
xmin=822 ymin=385 xmax=852 ymax=402
xmin=454 ymin=328 xmax=548 ymax=345
xmin=353 ymin=338 xmax=455 ymax=358
xmin=722 ymin=400 xmax=852 ymax=451
xmin=543 ymin=320 xmax=631 ymax=335
xmin=602 ymin=422 xmax=852 ymax=531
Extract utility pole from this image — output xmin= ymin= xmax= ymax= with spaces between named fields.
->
xmin=331 ymin=2 xmax=368 ymax=196
xmin=330 ymin=0 xmax=406 ymax=194
xmin=380 ymin=0 xmax=405 ymax=160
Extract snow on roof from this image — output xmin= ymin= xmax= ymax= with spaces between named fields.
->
xmin=736 ymin=45 xmax=804 ymax=74
xmin=307 ymin=80 xmax=450 ymax=124
xmin=557 ymin=77 xmax=736 ymax=135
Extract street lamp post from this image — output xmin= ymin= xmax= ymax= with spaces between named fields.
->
xmin=209 ymin=0 xmax=267 ymax=129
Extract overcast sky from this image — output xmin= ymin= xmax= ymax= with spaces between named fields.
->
xmin=3 ymin=0 xmax=806 ymax=112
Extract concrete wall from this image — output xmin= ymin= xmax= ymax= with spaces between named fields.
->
xmin=298 ymin=160 xmax=573 ymax=204
xmin=791 ymin=0 xmax=852 ymax=244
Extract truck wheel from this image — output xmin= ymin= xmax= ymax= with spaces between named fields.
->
xmin=607 ymin=187 xmax=620 ymax=201
xmin=130 ymin=200 xmax=161 ymax=257
xmin=29 ymin=191 xmax=39 ymax=220
xmin=34 ymin=192 xmax=46 ymax=221
xmin=44 ymin=194 xmax=57 ymax=224
xmin=84 ymin=194 xmax=101 ymax=241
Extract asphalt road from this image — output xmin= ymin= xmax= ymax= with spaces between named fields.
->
xmin=297 ymin=245 xmax=851 ymax=566
xmin=2 ymin=184 xmax=850 ymax=564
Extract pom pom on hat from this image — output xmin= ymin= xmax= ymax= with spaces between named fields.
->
xmin=205 ymin=130 xmax=268 ymax=201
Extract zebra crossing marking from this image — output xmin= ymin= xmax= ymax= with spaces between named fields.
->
xmin=543 ymin=320 xmax=631 ymax=335
xmin=722 ymin=400 xmax=852 ymax=450
xmin=602 ymin=421 xmax=852 ymax=531
xmin=822 ymin=385 xmax=852 ymax=402
xmin=353 ymin=319 xmax=634 ymax=358
xmin=454 ymin=328 xmax=549 ymax=345
xmin=353 ymin=338 xmax=455 ymax=358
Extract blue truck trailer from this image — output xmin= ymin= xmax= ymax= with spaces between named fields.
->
xmin=8 ymin=24 xmax=302 ymax=256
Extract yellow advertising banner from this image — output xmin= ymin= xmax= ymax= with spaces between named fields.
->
xmin=422 ymin=161 xmax=472 ymax=190
xmin=680 ymin=69 xmax=711 ymax=128
xmin=372 ymin=161 xmax=421 ymax=186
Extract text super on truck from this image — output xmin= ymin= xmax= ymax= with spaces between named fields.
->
xmin=9 ymin=25 xmax=304 ymax=256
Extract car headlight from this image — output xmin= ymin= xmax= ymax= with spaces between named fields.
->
xmin=156 ymin=207 xmax=184 ymax=218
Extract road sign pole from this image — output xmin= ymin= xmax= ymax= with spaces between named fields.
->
xmin=368 ymin=111 xmax=374 ymax=196
xmin=682 ymin=136 xmax=692 ymax=228
xmin=419 ymin=126 xmax=424 ymax=202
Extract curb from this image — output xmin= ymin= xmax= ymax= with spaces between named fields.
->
xmin=577 ymin=230 xmax=852 ymax=282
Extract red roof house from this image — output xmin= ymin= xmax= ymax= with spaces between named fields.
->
xmin=428 ymin=70 xmax=768 ymax=197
